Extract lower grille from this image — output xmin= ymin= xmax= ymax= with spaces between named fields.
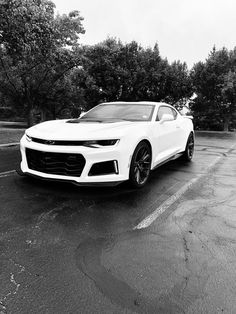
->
xmin=26 ymin=148 xmax=85 ymax=177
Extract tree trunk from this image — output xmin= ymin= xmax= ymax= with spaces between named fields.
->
xmin=27 ymin=107 xmax=35 ymax=127
xmin=40 ymin=109 xmax=47 ymax=122
xmin=223 ymin=115 xmax=230 ymax=132
xmin=25 ymin=90 xmax=35 ymax=127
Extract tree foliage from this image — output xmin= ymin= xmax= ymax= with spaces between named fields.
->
xmin=190 ymin=47 xmax=236 ymax=131
xmin=0 ymin=1 xmax=192 ymax=126
xmin=0 ymin=0 xmax=85 ymax=125
xmin=77 ymin=38 xmax=191 ymax=110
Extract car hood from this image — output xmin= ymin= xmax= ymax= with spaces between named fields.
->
xmin=26 ymin=119 xmax=139 ymax=140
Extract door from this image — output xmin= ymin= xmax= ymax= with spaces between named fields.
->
xmin=152 ymin=106 xmax=181 ymax=165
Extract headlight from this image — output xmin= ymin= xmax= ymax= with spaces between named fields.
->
xmin=26 ymin=134 xmax=32 ymax=142
xmin=84 ymin=139 xmax=119 ymax=148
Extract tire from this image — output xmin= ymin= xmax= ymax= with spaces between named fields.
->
xmin=129 ymin=141 xmax=152 ymax=188
xmin=182 ymin=133 xmax=194 ymax=162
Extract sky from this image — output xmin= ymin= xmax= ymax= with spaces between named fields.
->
xmin=53 ymin=0 xmax=236 ymax=69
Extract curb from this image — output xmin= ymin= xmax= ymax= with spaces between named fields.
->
xmin=195 ymin=130 xmax=236 ymax=135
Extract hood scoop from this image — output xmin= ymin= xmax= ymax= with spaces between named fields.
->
xmin=66 ymin=119 xmax=101 ymax=123
xmin=66 ymin=119 xmax=125 ymax=124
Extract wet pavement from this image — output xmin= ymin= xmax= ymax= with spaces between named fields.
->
xmin=0 ymin=132 xmax=236 ymax=313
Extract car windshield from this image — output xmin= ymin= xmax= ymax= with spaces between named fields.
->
xmin=80 ymin=103 xmax=155 ymax=122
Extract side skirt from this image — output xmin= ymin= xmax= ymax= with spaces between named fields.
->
xmin=151 ymin=152 xmax=183 ymax=171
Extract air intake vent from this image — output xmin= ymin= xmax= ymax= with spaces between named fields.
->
xmin=26 ymin=148 xmax=86 ymax=177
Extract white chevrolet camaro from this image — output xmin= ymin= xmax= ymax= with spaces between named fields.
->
xmin=19 ymin=102 xmax=194 ymax=188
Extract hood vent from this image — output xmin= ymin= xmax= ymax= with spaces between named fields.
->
xmin=66 ymin=119 xmax=103 ymax=123
xmin=66 ymin=119 xmax=127 ymax=123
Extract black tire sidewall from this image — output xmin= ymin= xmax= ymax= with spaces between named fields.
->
xmin=129 ymin=141 xmax=151 ymax=188
xmin=184 ymin=133 xmax=194 ymax=161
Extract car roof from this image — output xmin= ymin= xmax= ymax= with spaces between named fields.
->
xmin=100 ymin=101 xmax=171 ymax=107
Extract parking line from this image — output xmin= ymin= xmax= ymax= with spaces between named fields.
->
xmin=0 ymin=142 xmax=19 ymax=148
xmin=134 ymin=156 xmax=222 ymax=230
xmin=134 ymin=142 xmax=236 ymax=230
xmin=0 ymin=170 xmax=16 ymax=178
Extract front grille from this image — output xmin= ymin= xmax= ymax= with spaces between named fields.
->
xmin=30 ymin=137 xmax=116 ymax=146
xmin=26 ymin=148 xmax=86 ymax=177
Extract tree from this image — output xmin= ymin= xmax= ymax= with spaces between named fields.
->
xmin=221 ymin=70 xmax=236 ymax=130
xmin=78 ymin=38 xmax=126 ymax=108
xmin=0 ymin=0 xmax=85 ymax=125
xmin=78 ymin=38 xmax=191 ymax=110
xmin=119 ymin=42 xmax=168 ymax=102
xmin=190 ymin=47 xmax=236 ymax=131
xmin=163 ymin=60 xmax=192 ymax=108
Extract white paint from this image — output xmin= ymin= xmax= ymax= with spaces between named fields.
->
xmin=10 ymin=273 xmax=20 ymax=294
xmin=134 ymin=156 xmax=221 ymax=230
xmin=0 ymin=142 xmax=19 ymax=147
xmin=0 ymin=170 xmax=16 ymax=178
xmin=9 ymin=258 xmax=26 ymax=274
xmin=0 ymin=272 xmax=20 ymax=312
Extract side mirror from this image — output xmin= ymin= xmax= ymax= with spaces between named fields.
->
xmin=160 ymin=113 xmax=174 ymax=124
xmin=79 ymin=111 xmax=86 ymax=118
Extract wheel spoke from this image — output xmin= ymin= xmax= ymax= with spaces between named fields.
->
xmin=142 ymin=161 xmax=150 ymax=165
xmin=141 ymin=153 xmax=150 ymax=162
xmin=135 ymin=168 xmax=141 ymax=183
xmin=136 ymin=162 xmax=150 ymax=182
xmin=137 ymin=148 xmax=145 ymax=161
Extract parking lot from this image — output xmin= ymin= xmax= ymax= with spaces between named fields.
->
xmin=0 ymin=132 xmax=236 ymax=313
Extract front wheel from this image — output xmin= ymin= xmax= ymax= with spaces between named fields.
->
xmin=182 ymin=133 xmax=194 ymax=162
xmin=129 ymin=141 xmax=152 ymax=188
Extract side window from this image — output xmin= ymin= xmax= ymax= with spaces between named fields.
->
xmin=156 ymin=106 xmax=174 ymax=121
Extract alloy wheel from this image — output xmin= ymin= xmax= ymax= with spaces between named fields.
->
xmin=130 ymin=142 xmax=152 ymax=187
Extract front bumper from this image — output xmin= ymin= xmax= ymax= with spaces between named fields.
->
xmin=19 ymin=135 xmax=131 ymax=185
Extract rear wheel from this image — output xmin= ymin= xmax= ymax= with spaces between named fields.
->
xmin=129 ymin=141 xmax=152 ymax=188
xmin=182 ymin=133 xmax=194 ymax=161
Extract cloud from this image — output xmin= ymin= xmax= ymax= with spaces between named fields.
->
xmin=53 ymin=0 xmax=236 ymax=68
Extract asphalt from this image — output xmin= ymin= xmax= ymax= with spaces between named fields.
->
xmin=0 ymin=147 xmax=20 ymax=173
xmin=0 ymin=132 xmax=236 ymax=313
